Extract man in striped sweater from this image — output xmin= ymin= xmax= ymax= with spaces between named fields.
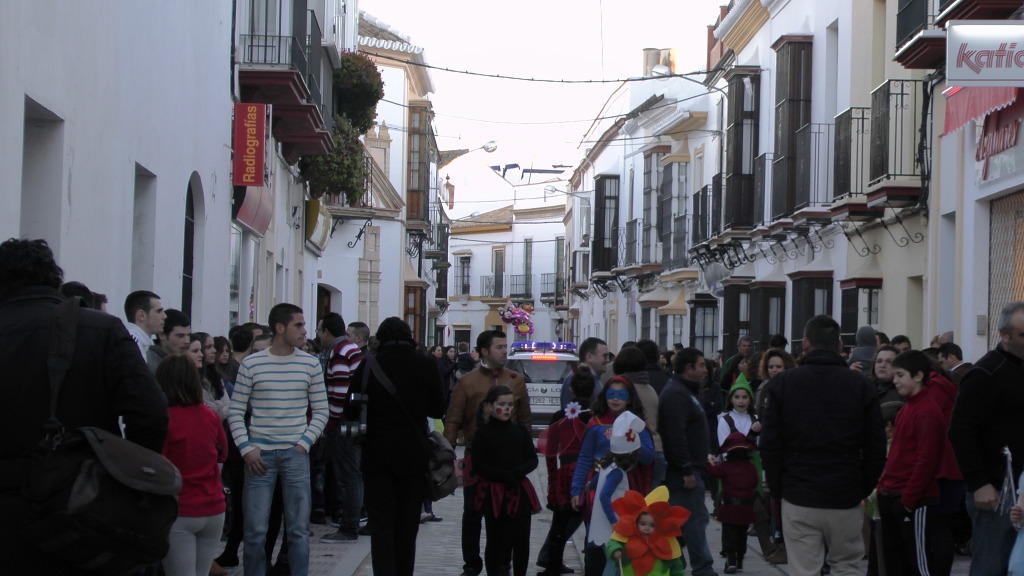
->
xmin=228 ymin=303 xmax=329 ymax=576
xmin=316 ymin=312 xmax=366 ymax=543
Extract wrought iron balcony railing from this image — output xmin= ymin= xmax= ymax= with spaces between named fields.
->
xmin=481 ymin=274 xmax=507 ymax=299
xmin=834 ymin=107 xmax=871 ymax=199
xmin=795 ymin=122 xmax=835 ymax=209
xmin=870 ymin=79 xmax=927 ymax=187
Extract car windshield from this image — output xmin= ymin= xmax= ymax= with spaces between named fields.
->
xmin=507 ymin=359 xmax=575 ymax=383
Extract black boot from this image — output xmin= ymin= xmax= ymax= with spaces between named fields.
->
xmin=737 ymin=554 xmax=744 ymax=571
xmin=724 ymin=552 xmax=738 ymax=574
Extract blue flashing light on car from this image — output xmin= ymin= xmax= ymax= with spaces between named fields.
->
xmin=509 ymin=341 xmax=577 ymax=354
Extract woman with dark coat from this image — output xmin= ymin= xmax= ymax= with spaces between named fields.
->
xmin=347 ymin=317 xmax=446 ymax=576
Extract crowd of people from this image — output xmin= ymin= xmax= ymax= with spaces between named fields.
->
xmin=3 ymin=236 xmax=1024 ymax=576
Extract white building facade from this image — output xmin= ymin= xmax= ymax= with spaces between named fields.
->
xmin=2 ymin=0 xmax=360 ymax=335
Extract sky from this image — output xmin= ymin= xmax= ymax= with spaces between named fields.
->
xmin=357 ymin=0 xmax=728 ymax=172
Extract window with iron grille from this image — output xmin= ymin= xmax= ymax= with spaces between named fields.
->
xmin=772 ymin=39 xmax=812 ymax=220
xmin=840 ymin=284 xmax=882 ymax=349
xmin=407 ymin=105 xmax=432 ymax=221
xmin=750 ymin=285 xmax=785 ymax=351
xmin=593 ymin=175 xmax=619 ymax=272
xmin=455 ymin=256 xmax=471 ymax=295
xmin=642 ymin=307 xmax=653 ymax=342
xmin=790 ymin=275 xmax=833 ymax=355
xmin=725 ymin=71 xmax=760 ymax=229
xmin=722 ymin=284 xmax=751 ymax=357
xmin=690 ymin=294 xmax=720 ymax=356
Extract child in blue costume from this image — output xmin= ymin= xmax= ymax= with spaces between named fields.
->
xmin=570 ymin=377 xmax=656 ymax=576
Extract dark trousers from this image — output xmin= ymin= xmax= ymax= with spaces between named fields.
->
xmin=462 ymin=481 xmax=484 ymax=572
xmin=878 ymin=493 xmax=937 ymax=576
xmin=364 ymin=471 xmax=424 ymax=576
xmin=484 ymin=512 xmax=531 ymax=576
xmin=538 ymin=509 xmax=580 ymax=572
xmin=583 ymin=542 xmax=606 ymax=576
xmin=220 ymin=433 xmax=246 ymax=561
xmin=721 ymin=522 xmax=749 ymax=556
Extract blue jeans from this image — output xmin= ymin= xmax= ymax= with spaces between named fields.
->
xmin=243 ymin=448 xmax=311 ymax=576
xmin=966 ymin=492 xmax=1016 ymax=576
xmin=327 ymin=428 xmax=363 ymax=535
xmin=666 ymin=469 xmax=714 ymax=576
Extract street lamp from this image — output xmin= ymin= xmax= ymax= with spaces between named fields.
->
xmin=480 ymin=140 xmax=498 ymax=153
xmin=543 ymin=185 xmax=587 ymax=200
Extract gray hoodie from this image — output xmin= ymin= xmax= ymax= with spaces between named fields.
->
xmin=848 ymin=325 xmax=877 ymax=367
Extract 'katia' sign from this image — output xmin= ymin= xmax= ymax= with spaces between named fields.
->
xmin=233 ymin=103 xmax=266 ymax=187
xmin=948 ymin=22 xmax=1024 ymax=87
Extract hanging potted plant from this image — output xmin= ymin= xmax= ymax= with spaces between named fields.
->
xmin=300 ymin=51 xmax=384 ymax=204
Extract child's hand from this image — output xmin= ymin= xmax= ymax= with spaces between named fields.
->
xmin=1011 ymin=505 xmax=1023 ymax=529
xmin=751 ymin=422 xmax=762 ymax=434
xmin=612 ymin=550 xmax=622 ymax=560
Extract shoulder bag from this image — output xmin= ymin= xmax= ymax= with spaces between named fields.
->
xmin=21 ymin=296 xmax=182 ymax=576
xmin=366 ymin=356 xmax=457 ymax=501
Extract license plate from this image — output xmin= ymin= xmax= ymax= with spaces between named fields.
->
xmin=531 ymin=396 xmax=560 ymax=406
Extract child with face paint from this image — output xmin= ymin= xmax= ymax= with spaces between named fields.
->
xmin=570 ymin=377 xmax=656 ymax=576
xmin=590 ymin=412 xmax=646 ymax=576
xmin=469 ymin=384 xmax=540 ymax=576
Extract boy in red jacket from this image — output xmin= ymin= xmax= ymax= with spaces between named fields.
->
xmin=876 ymin=351 xmax=946 ymax=576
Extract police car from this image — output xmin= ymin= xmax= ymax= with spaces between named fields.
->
xmin=505 ymin=341 xmax=579 ymax=427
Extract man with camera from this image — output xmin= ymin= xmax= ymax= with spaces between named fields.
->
xmin=317 ymin=312 xmax=366 ymax=544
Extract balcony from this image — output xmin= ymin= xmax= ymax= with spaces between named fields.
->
xmin=509 ymin=274 xmax=533 ymax=300
xmin=936 ymin=0 xmax=1022 ymax=28
xmin=710 ymin=174 xmax=723 ymax=239
xmin=723 ymin=172 xmax=755 ymax=236
xmin=541 ymin=273 xmax=565 ymax=304
xmin=670 ymin=215 xmax=690 ymax=269
xmin=751 ymin=153 xmax=773 ymax=238
xmin=692 ymin=184 xmax=711 ymax=246
xmin=793 ymin=123 xmax=835 ymax=227
xmin=866 ymin=79 xmax=926 ymax=209
xmin=894 ymin=0 xmax=944 ymax=70
xmin=831 ymin=106 xmax=882 ymax=221
xmin=481 ymin=275 xmax=507 ymax=300
xmin=453 ymin=265 xmax=471 ymax=296
xmin=238 ymin=10 xmax=331 ymax=163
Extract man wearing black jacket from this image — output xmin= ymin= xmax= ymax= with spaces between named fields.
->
xmin=0 ymin=238 xmax=168 ymax=576
xmin=949 ymin=301 xmax=1024 ymax=576
xmin=760 ymin=315 xmax=886 ymax=576
xmin=659 ymin=347 xmax=714 ymax=576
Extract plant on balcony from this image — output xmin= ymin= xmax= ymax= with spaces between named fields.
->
xmin=334 ymin=51 xmax=384 ymax=133
xmin=300 ymin=52 xmax=383 ymax=204
xmin=299 ymin=116 xmax=366 ymax=203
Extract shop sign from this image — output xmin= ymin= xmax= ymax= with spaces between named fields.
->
xmin=232 ymin=102 xmax=266 ymax=187
xmin=976 ymin=97 xmax=1024 ymax=183
xmin=948 ymin=21 xmax=1024 ymax=87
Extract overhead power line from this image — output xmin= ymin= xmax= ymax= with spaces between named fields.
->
xmin=361 ymin=50 xmax=723 ymax=85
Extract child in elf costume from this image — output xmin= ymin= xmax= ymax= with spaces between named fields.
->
xmin=605 ymin=486 xmax=691 ymax=576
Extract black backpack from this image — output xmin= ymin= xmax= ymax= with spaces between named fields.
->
xmin=21 ymin=297 xmax=181 ymax=576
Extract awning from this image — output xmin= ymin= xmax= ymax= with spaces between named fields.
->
xmin=638 ymin=286 xmax=670 ymax=308
xmin=944 ymin=86 xmax=1019 ymax=136
xmin=404 ymin=259 xmax=429 ymax=288
xmin=233 ymin=185 xmax=273 ymax=236
xmin=657 ymin=290 xmax=688 ymax=316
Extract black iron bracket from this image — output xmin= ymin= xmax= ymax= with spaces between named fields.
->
xmin=841 ymin=219 xmax=881 ymax=257
xmin=348 ymin=218 xmax=373 ymax=249
xmin=880 ymin=203 xmax=925 ymax=247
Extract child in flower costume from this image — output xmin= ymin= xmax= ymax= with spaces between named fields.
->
xmin=605 ymin=486 xmax=691 ymax=576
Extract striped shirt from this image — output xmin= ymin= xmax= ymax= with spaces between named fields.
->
xmin=228 ymin=348 xmax=328 ymax=455
xmin=325 ymin=336 xmax=364 ymax=422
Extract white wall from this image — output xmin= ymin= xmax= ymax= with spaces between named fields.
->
xmin=1 ymin=1 xmax=234 ymax=332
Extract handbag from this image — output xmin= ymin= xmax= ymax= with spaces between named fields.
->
xmin=21 ymin=297 xmax=182 ymax=576
xmin=367 ymin=356 xmax=457 ymax=501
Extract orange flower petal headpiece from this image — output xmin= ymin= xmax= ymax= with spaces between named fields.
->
xmin=609 ymin=486 xmax=691 ymax=576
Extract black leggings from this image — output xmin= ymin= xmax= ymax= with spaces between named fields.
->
xmin=484 ymin=513 xmax=531 ymax=576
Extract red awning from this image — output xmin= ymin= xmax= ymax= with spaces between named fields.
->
xmin=944 ymin=86 xmax=1019 ymax=136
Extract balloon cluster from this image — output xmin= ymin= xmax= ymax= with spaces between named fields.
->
xmin=499 ymin=300 xmax=534 ymax=335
